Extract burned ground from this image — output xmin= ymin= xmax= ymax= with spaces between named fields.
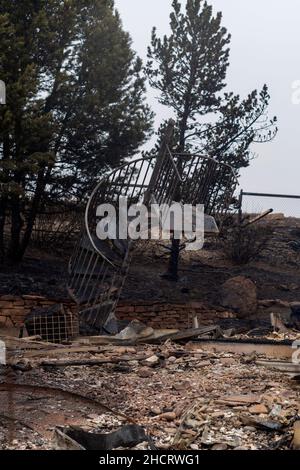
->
xmin=2 ymin=215 xmax=300 ymax=308
xmin=0 ymin=341 xmax=300 ymax=450
xmin=1 ymin=215 xmax=300 ymax=450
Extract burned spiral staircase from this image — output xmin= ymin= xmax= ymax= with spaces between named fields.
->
xmin=68 ymin=122 xmax=237 ymax=335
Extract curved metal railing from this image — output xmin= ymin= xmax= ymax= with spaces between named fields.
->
xmin=68 ymin=147 xmax=237 ymax=335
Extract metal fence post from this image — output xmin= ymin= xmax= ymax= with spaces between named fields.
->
xmin=238 ymin=189 xmax=243 ymax=225
xmin=0 ymin=80 xmax=6 ymax=105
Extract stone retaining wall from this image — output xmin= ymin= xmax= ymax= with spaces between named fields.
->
xmin=0 ymin=295 xmax=77 ymax=328
xmin=116 ymin=301 xmax=235 ymax=329
xmin=0 ymin=295 xmax=236 ymax=330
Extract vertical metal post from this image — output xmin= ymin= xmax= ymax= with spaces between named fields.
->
xmin=238 ymin=189 xmax=243 ymax=225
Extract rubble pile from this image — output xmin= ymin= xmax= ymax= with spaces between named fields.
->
xmin=1 ymin=333 xmax=300 ymax=450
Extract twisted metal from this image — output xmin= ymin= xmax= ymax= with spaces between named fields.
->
xmin=68 ymin=140 xmax=237 ymax=334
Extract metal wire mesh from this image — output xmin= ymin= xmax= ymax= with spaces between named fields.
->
xmin=240 ymin=191 xmax=300 ymax=218
xmin=25 ymin=306 xmax=79 ymax=344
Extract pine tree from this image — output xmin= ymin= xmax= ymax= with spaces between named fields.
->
xmin=147 ymin=0 xmax=230 ymax=151
xmin=146 ymin=0 xmax=277 ymax=281
xmin=201 ymin=87 xmax=277 ymax=168
xmin=0 ymin=0 xmax=153 ymax=262
xmin=146 ymin=0 xmax=277 ymax=166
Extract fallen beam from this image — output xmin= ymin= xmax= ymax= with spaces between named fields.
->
xmin=142 ymin=326 xmax=221 ymax=344
xmin=38 ymin=354 xmax=151 ymax=368
xmin=188 ymin=340 xmax=293 ymax=360
xmin=23 ymin=345 xmax=114 ymax=358
xmin=257 ymin=360 xmax=300 ymax=374
xmin=1 ymin=336 xmax=62 ymax=351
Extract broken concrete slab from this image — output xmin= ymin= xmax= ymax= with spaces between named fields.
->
xmin=115 ymin=320 xmax=154 ymax=341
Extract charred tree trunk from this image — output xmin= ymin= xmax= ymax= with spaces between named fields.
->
xmin=18 ymin=169 xmax=47 ymax=260
xmin=0 ymin=193 xmax=8 ymax=262
xmin=0 ymin=134 xmax=10 ymax=261
xmin=165 ymin=236 xmax=180 ymax=282
xmin=163 ymin=134 xmax=185 ymax=282
xmin=8 ymin=193 xmax=24 ymax=262
xmin=7 ymin=119 xmax=25 ymax=262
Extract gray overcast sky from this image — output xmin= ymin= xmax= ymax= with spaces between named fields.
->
xmin=115 ymin=0 xmax=300 ymax=214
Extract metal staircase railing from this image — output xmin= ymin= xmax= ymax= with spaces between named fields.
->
xmin=68 ymin=122 xmax=237 ymax=335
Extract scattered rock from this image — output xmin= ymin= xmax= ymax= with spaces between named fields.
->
xmin=249 ymin=404 xmax=268 ymax=415
xmin=173 ymin=380 xmax=191 ymax=391
xmin=190 ymin=443 xmax=199 ymax=450
xmin=185 ymin=418 xmax=204 ymax=429
xmin=150 ymin=407 xmax=162 ymax=416
xmin=174 ymin=404 xmax=186 ymax=418
xmin=212 ymin=443 xmax=228 ymax=451
xmin=241 ymin=353 xmax=257 ymax=364
xmin=144 ymin=355 xmax=160 ymax=367
xmin=138 ymin=367 xmax=153 ymax=379
xmin=167 ymin=356 xmax=177 ymax=364
xmin=2 ymin=326 xmax=297 ymax=451
xmin=114 ymin=347 xmax=137 ymax=355
xmin=196 ymin=361 xmax=211 ymax=368
xmin=220 ymin=357 xmax=236 ymax=366
xmin=157 ymin=412 xmax=176 ymax=422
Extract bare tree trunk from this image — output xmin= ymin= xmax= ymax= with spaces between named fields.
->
xmin=179 ymin=115 xmax=188 ymax=152
xmin=163 ymin=120 xmax=185 ymax=282
xmin=8 ymin=193 xmax=24 ymax=262
xmin=0 ymin=193 xmax=8 ymax=262
xmin=0 ymin=134 xmax=10 ymax=261
xmin=165 ymin=236 xmax=180 ymax=281
xmin=7 ymin=119 xmax=24 ymax=262
xmin=18 ymin=170 xmax=47 ymax=260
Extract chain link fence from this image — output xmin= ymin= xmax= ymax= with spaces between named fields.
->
xmin=31 ymin=205 xmax=83 ymax=248
xmin=240 ymin=191 xmax=300 ymax=219
xmin=2 ymin=202 xmax=84 ymax=254
xmin=239 ymin=190 xmax=300 ymax=268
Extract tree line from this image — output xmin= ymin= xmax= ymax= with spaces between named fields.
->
xmin=0 ymin=0 xmax=277 ymax=263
